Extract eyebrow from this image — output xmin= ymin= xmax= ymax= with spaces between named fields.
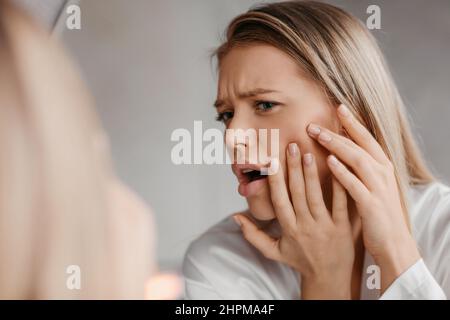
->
xmin=214 ymin=88 xmax=280 ymax=108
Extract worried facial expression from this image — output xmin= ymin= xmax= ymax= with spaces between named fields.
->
xmin=216 ymin=44 xmax=341 ymax=220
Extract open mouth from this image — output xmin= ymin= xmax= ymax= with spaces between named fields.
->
xmin=233 ymin=163 xmax=269 ymax=197
xmin=241 ymin=168 xmax=267 ymax=183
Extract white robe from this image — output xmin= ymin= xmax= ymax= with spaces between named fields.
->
xmin=183 ymin=182 xmax=450 ymax=299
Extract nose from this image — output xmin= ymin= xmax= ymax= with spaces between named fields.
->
xmin=225 ymin=110 xmax=258 ymax=164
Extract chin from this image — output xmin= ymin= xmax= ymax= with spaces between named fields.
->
xmin=246 ymin=190 xmax=276 ymax=221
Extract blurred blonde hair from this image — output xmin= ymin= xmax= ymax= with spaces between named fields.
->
xmin=0 ymin=0 xmax=153 ymax=298
xmin=215 ymin=0 xmax=434 ymax=218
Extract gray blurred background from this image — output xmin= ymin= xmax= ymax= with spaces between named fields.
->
xmin=16 ymin=0 xmax=450 ymax=270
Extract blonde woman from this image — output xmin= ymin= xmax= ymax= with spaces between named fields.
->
xmin=0 ymin=0 xmax=180 ymax=299
xmin=183 ymin=1 xmax=450 ymax=299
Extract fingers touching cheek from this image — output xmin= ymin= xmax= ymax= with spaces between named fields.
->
xmin=245 ymin=132 xmax=332 ymax=221
xmin=282 ymin=134 xmax=330 ymax=183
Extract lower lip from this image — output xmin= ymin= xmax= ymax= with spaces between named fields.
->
xmin=238 ymin=177 xmax=267 ymax=197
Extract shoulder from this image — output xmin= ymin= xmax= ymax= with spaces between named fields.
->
xmin=182 ymin=214 xmax=299 ymax=299
xmin=183 ymin=213 xmax=249 ymax=259
xmin=409 ymin=181 xmax=450 ymax=236
xmin=409 ymin=181 xmax=450 ymax=208
xmin=408 ymin=181 xmax=450 ymax=279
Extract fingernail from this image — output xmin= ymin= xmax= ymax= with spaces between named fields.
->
xmin=307 ymin=124 xmax=321 ymax=136
xmin=338 ymin=104 xmax=350 ymax=117
xmin=328 ymin=155 xmax=339 ymax=166
xmin=288 ymin=143 xmax=299 ymax=156
xmin=233 ymin=215 xmax=242 ymax=227
xmin=318 ymin=131 xmax=332 ymax=142
xmin=303 ymin=153 xmax=313 ymax=166
xmin=269 ymin=157 xmax=280 ymax=175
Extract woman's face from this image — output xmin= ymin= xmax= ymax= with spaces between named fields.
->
xmin=216 ymin=44 xmax=340 ymax=220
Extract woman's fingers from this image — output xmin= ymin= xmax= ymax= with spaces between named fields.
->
xmin=331 ymin=176 xmax=348 ymax=224
xmin=286 ymin=143 xmax=313 ymax=224
xmin=327 ymin=155 xmax=371 ymax=207
xmin=307 ymin=123 xmax=379 ymax=188
xmin=336 ymin=104 xmax=390 ymax=165
xmin=302 ymin=153 xmax=329 ymax=220
xmin=267 ymin=158 xmax=297 ymax=231
xmin=234 ymin=215 xmax=281 ymax=261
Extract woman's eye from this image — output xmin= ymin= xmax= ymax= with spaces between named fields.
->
xmin=215 ymin=111 xmax=234 ymax=123
xmin=255 ymin=101 xmax=278 ymax=112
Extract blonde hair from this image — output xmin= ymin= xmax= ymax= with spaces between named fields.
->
xmin=0 ymin=0 xmax=153 ymax=298
xmin=215 ymin=0 xmax=434 ymax=216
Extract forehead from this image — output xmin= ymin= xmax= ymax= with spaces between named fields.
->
xmin=217 ymin=44 xmax=302 ymax=95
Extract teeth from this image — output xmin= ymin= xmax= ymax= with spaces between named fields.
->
xmin=242 ymin=169 xmax=256 ymax=174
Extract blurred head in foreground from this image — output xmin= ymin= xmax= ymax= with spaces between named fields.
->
xmin=0 ymin=0 xmax=180 ymax=299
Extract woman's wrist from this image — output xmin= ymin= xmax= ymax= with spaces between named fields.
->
xmin=374 ymin=235 xmax=421 ymax=293
xmin=301 ymin=274 xmax=352 ymax=300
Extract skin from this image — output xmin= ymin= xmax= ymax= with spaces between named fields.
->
xmin=216 ymin=44 xmax=421 ymax=299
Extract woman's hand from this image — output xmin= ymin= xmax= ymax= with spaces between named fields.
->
xmin=306 ymin=104 xmax=421 ymax=293
xmin=234 ymin=143 xmax=354 ymax=299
